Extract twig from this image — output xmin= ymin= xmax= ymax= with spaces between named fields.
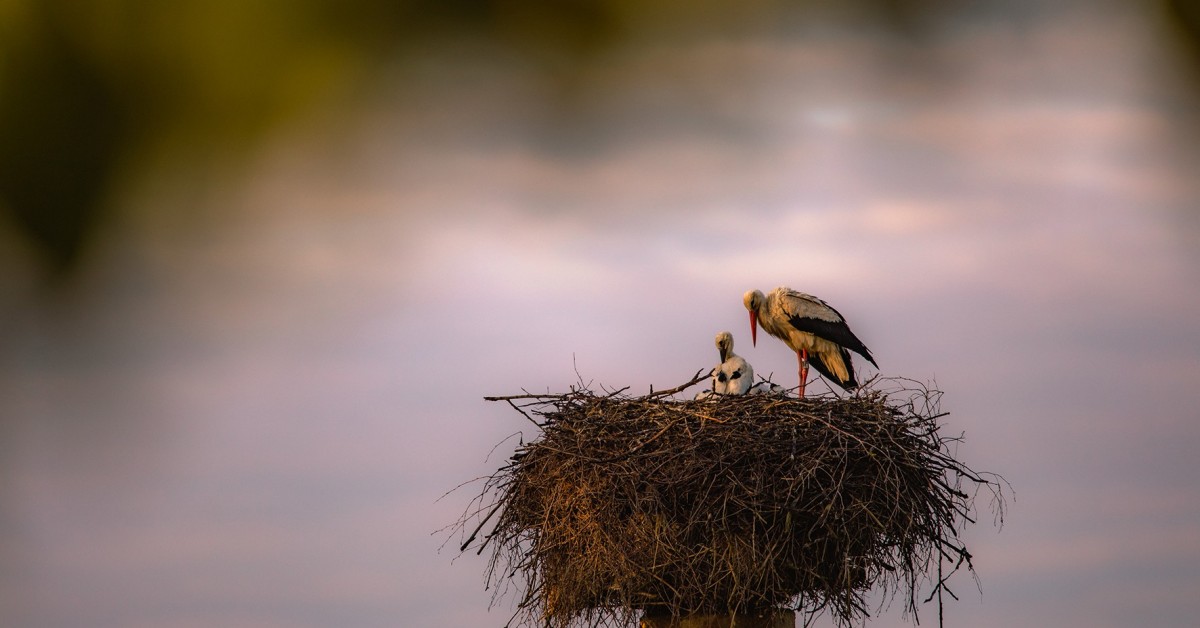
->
xmin=460 ymin=500 xmax=503 ymax=552
xmin=645 ymin=368 xmax=709 ymax=398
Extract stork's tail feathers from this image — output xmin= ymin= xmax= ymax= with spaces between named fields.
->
xmin=859 ymin=345 xmax=879 ymax=369
xmin=810 ymin=348 xmax=859 ymax=391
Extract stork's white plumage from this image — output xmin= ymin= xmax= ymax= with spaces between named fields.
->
xmin=748 ymin=380 xmax=786 ymax=396
xmin=743 ymin=287 xmax=877 ymax=396
xmin=712 ymin=331 xmax=754 ymax=396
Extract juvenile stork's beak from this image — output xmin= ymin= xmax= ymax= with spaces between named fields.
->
xmin=749 ymin=311 xmax=758 ymax=346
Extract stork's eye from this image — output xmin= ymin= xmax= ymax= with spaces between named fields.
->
xmin=717 ymin=373 xmax=728 ymax=382
xmin=730 ymin=370 xmax=741 ymax=380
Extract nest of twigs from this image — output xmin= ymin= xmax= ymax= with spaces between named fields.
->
xmin=454 ymin=374 xmax=1006 ymax=627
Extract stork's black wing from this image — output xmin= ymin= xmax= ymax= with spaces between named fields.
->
xmin=786 ymin=313 xmax=878 ymax=367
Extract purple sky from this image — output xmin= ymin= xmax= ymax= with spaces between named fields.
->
xmin=2 ymin=2 xmax=1199 ymax=627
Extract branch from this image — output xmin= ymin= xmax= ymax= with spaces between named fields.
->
xmin=484 ymin=393 xmax=564 ymax=402
xmin=646 ymin=368 xmax=709 ymax=398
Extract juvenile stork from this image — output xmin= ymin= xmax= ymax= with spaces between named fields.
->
xmin=712 ymin=331 xmax=754 ymax=396
xmin=743 ymin=287 xmax=877 ymax=396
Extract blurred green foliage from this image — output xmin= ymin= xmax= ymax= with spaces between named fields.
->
xmin=1 ymin=0 xmax=1197 ymax=275
xmin=0 ymin=0 xmax=412 ymax=273
xmin=0 ymin=0 xmax=640 ymax=274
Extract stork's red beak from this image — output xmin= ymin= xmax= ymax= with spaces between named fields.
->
xmin=749 ymin=311 xmax=758 ymax=346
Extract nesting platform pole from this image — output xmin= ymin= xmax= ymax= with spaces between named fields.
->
xmin=640 ymin=610 xmax=795 ymax=628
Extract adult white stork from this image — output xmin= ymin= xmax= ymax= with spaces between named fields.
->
xmin=743 ymin=287 xmax=877 ymax=396
xmin=712 ymin=331 xmax=754 ymax=396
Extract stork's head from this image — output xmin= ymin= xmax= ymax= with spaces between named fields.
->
xmin=715 ymin=331 xmax=734 ymax=363
xmin=742 ymin=289 xmax=764 ymax=346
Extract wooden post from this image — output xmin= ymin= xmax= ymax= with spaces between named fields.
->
xmin=640 ymin=610 xmax=795 ymax=628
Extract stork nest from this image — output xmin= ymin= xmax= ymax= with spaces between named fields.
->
xmin=453 ymin=374 xmax=1006 ymax=627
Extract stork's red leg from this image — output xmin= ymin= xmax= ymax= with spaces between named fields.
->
xmin=798 ymin=349 xmax=809 ymax=397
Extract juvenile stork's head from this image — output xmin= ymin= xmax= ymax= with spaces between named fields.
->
xmin=715 ymin=331 xmax=735 ymax=363
xmin=742 ymin=289 xmax=766 ymax=346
